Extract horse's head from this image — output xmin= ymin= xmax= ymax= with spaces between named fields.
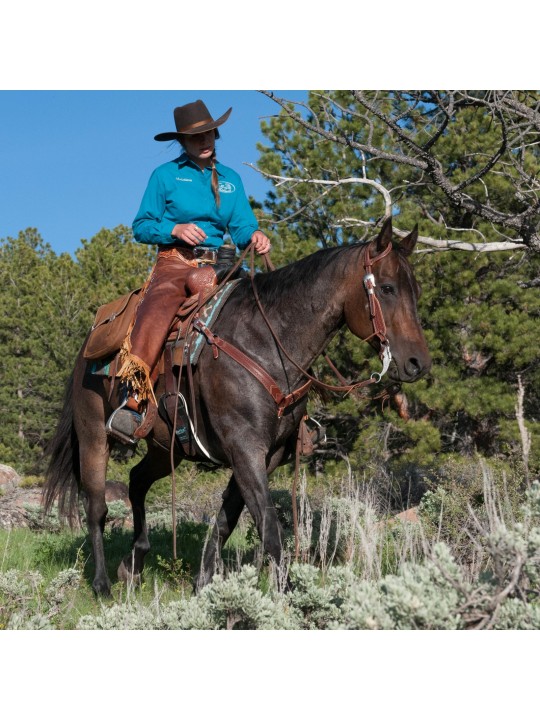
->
xmin=344 ymin=218 xmax=432 ymax=383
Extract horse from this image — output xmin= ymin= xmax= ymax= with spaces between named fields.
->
xmin=43 ymin=218 xmax=431 ymax=596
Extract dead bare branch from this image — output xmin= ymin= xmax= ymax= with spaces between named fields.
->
xmin=247 ymin=164 xmax=528 ymax=252
xmin=259 ymin=90 xmax=540 ymax=252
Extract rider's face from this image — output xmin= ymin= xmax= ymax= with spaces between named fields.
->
xmin=181 ymin=130 xmax=216 ymax=167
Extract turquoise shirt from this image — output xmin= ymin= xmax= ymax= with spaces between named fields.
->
xmin=132 ymin=153 xmax=259 ymax=250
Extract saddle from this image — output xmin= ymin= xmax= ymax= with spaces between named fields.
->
xmin=83 ymin=263 xmax=230 ymax=363
xmin=85 ymin=267 xmax=242 ymax=453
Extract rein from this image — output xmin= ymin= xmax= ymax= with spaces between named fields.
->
xmin=191 ymin=241 xmax=394 ymax=415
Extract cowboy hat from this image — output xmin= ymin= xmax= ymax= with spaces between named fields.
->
xmin=154 ymin=100 xmax=232 ymax=142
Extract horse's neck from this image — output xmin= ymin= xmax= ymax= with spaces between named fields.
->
xmin=259 ymin=247 xmax=357 ymax=369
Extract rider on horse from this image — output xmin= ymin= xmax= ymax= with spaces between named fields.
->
xmin=108 ymin=99 xmax=271 ymax=443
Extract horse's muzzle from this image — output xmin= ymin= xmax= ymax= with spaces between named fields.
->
xmin=390 ymin=354 xmax=432 ymax=382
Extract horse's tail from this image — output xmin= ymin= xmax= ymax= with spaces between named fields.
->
xmin=43 ymin=367 xmax=81 ymax=527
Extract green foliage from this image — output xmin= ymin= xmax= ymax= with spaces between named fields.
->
xmin=418 ymin=458 xmax=525 ymax=563
xmin=0 ymin=567 xmax=82 ymax=629
xmin=155 ymin=555 xmax=191 ymax=592
xmin=23 ymin=503 xmax=63 ymax=533
xmin=0 ymin=226 xmax=153 ymax=473
xmin=19 ymin=475 xmax=45 ymax=488
xmin=3 ymin=470 xmax=540 ymax=630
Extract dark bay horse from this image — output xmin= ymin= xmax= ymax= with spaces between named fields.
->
xmin=43 ymin=219 xmax=431 ymax=595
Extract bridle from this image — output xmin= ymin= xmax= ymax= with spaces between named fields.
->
xmin=246 ymin=239 xmax=395 ymax=401
xmin=360 ymin=240 xmax=393 ymax=382
xmin=189 ymin=240 xmax=396 ymax=417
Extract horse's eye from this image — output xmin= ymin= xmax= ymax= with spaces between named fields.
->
xmin=380 ymin=284 xmax=395 ymax=295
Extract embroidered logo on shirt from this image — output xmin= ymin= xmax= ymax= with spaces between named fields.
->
xmin=218 ymin=181 xmax=236 ymax=193
xmin=176 ymin=177 xmax=192 ymax=182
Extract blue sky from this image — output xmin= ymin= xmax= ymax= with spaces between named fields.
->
xmin=0 ymin=90 xmax=297 ymax=255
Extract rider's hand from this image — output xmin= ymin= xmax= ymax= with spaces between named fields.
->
xmin=172 ymin=223 xmax=207 ymax=246
xmin=250 ymin=230 xmax=271 ymax=255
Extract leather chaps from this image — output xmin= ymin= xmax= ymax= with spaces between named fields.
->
xmin=118 ymin=247 xmax=200 ymax=403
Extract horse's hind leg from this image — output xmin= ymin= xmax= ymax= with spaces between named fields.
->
xmin=197 ymin=474 xmax=245 ymax=589
xmin=79 ymin=440 xmax=112 ymax=596
xmin=118 ymin=444 xmax=180 ymax=585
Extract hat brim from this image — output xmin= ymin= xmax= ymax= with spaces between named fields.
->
xmin=154 ymin=107 xmax=232 ymax=142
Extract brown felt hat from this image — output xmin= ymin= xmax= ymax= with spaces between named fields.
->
xmin=154 ymin=100 xmax=232 ymax=142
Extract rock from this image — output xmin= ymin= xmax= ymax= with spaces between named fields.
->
xmin=375 ymin=506 xmax=420 ymax=532
xmin=0 ymin=464 xmax=21 ymax=491
xmin=105 ymin=481 xmax=130 ymax=507
xmin=393 ymin=507 xmax=420 ymax=524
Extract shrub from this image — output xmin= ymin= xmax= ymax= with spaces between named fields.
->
xmin=0 ymin=567 xmax=82 ymax=629
xmin=19 ymin=475 xmax=45 ymax=488
xmin=4 ymin=467 xmax=540 ymax=631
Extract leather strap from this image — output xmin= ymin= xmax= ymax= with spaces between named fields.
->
xmin=133 ymin=399 xmax=158 ymax=440
xmin=193 ymin=318 xmax=312 ymax=417
xmin=362 ymin=241 xmax=392 ymax=344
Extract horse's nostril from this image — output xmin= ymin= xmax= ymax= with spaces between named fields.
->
xmin=407 ymin=357 xmax=422 ymax=376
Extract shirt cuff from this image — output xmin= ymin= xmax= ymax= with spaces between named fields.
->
xmin=162 ymin=219 xmax=177 ymax=240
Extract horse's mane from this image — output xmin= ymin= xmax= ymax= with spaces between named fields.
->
xmin=231 ymin=240 xmax=416 ymax=313
xmin=243 ymin=243 xmax=365 ymax=312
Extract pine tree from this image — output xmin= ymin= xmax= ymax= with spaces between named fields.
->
xmin=0 ymin=230 xmax=70 ymax=470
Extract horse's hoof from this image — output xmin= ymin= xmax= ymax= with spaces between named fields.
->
xmin=117 ymin=559 xmax=142 ymax=586
xmin=92 ymin=578 xmax=112 ymax=597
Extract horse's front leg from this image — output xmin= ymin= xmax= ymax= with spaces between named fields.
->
xmin=228 ymin=446 xmax=285 ymax=569
xmin=197 ymin=474 xmax=245 ymax=590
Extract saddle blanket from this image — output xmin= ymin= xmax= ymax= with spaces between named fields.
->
xmin=173 ymin=278 xmax=241 ymax=367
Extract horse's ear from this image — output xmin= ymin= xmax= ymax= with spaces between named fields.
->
xmin=400 ymin=224 xmax=419 ymax=256
xmin=375 ymin=216 xmax=393 ymax=253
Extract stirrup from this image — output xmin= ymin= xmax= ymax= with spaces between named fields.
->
xmin=106 ymin=399 xmax=143 ymax=446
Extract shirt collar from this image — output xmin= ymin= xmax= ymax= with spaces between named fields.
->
xmin=176 ymin=152 xmax=224 ymax=176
